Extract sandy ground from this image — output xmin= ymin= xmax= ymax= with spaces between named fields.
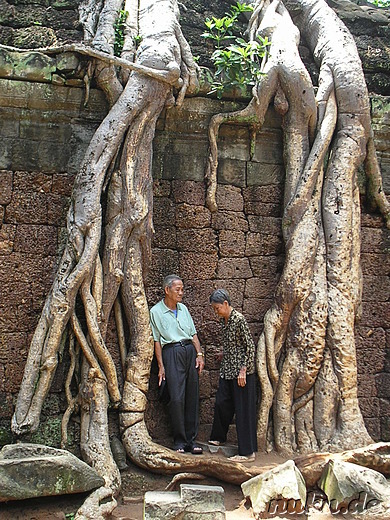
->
xmin=0 ymin=449 xmax=339 ymax=520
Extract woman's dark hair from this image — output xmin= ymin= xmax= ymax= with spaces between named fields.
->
xmin=209 ymin=288 xmax=231 ymax=305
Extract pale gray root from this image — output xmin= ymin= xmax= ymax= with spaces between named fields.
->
xmin=92 ymin=0 xmax=123 ymax=54
xmin=79 ymin=0 xmax=104 ymax=41
xmin=165 ymin=473 xmax=206 ymax=491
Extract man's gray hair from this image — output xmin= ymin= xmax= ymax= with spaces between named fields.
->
xmin=209 ymin=288 xmax=231 ymax=305
xmin=163 ymin=274 xmax=183 ymax=290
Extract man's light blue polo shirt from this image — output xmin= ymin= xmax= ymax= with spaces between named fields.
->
xmin=150 ymin=300 xmax=197 ymax=347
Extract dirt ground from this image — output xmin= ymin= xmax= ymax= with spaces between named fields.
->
xmin=0 ymin=449 xmax=338 ymax=520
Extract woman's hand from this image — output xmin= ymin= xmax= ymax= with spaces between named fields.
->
xmin=237 ymin=367 xmax=247 ymax=387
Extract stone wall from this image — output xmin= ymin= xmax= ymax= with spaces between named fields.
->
xmin=0 ymin=73 xmax=389 ymax=448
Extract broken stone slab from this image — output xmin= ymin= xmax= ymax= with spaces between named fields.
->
xmin=241 ymin=459 xmax=307 ymax=517
xmin=144 ymin=483 xmax=225 ymax=519
xmin=319 ymin=459 xmax=390 ymax=514
xmin=0 ymin=443 xmax=105 ymax=502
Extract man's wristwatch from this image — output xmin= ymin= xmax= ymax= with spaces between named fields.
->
xmin=196 ymin=352 xmax=204 ymax=357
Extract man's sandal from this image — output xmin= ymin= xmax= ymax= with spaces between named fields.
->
xmin=175 ymin=445 xmax=186 ymax=454
xmin=186 ymin=443 xmax=203 ymax=455
xmin=228 ymin=453 xmax=255 ymax=463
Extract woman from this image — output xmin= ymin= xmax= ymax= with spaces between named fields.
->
xmin=209 ymin=289 xmax=258 ymax=462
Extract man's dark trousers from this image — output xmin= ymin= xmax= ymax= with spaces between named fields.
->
xmin=162 ymin=341 xmax=199 ymax=449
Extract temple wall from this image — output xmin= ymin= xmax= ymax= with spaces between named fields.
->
xmin=0 ymin=77 xmax=389 ymax=447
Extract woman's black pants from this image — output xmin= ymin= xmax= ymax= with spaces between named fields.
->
xmin=210 ymin=373 xmax=258 ymax=456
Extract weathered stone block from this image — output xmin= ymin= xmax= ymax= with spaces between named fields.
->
xmin=144 ymin=484 xmax=225 ymax=520
xmin=355 ymin=327 xmax=386 ymax=353
xmin=212 ymin=211 xmax=248 ymax=232
xmin=247 ymin=162 xmax=285 ymax=186
xmin=14 ymin=224 xmax=57 ymax=255
xmin=6 ymin=191 xmax=47 ymax=224
xmin=245 ymin=277 xmax=278 ymax=300
xmin=153 ymin=179 xmax=171 ymax=197
xmin=217 ymin=158 xmax=246 ymax=187
xmin=361 ymin=253 xmax=390 ymax=276
xmin=216 ymin=258 xmax=252 ymax=280
xmin=176 ymin=203 xmax=211 ymax=229
xmin=247 ymin=215 xmax=282 ymax=235
xmin=361 ymin=302 xmax=390 ymax=328
xmin=177 ymin=228 xmax=217 ymax=253
xmin=162 ymin=152 xmax=207 ymax=182
xmin=243 ymin=298 xmax=273 ymax=323
xmin=362 ymin=275 xmax=390 ymax=302
xmin=0 ymin=224 xmax=16 ymax=254
xmin=216 ymin=185 xmax=244 ymax=212
xmin=153 ymin=197 xmax=175 ymax=223
xmin=13 ymin=171 xmax=52 ymax=193
xmin=359 ymin=397 xmax=380 ymax=418
xmin=361 ymin=227 xmax=390 ymax=253
xmin=357 ymin=374 xmax=377 ymax=398
xmin=212 ymin=279 xmax=245 ymax=307
xmin=179 ymin=251 xmax=218 ymax=280
xmin=153 ymin=225 xmax=177 ymax=249
xmin=0 ymin=443 xmax=105 ymax=502
xmin=199 ymin=370 xmax=212 ymax=399
xmin=172 ymin=180 xmax=206 ymax=205
xmin=246 ymin=232 xmax=283 ymax=256
xmin=243 ymin=184 xmax=283 ymax=205
xmin=0 ymin=170 xmax=12 ymax=204
xmin=148 ymin=249 xmax=179 ymax=285
xmin=219 ymin=230 xmax=246 ymax=257
xmin=250 ymin=255 xmax=284 ymax=278
xmin=376 ymin=373 xmax=390 ymax=399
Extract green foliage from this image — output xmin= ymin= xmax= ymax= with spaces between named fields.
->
xmin=133 ymin=34 xmax=143 ymax=49
xmin=367 ymin=0 xmax=390 ymax=6
xmin=114 ymin=10 xmax=129 ymax=57
xmin=202 ymin=1 xmax=270 ymax=97
xmin=65 ymin=514 xmax=76 ymax=520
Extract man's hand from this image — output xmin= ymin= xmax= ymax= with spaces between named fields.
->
xmin=237 ymin=367 xmax=247 ymax=387
xmin=158 ymin=366 xmax=166 ymax=386
xmin=196 ymin=354 xmax=205 ymax=375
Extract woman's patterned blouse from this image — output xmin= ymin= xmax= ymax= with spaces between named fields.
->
xmin=220 ymin=308 xmax=256 ymax=379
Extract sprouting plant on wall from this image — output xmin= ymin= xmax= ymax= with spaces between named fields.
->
xmin=367 ymin=0 xmax=390 ymax=7
xmin=202 ymin=1 xmax=270 ymax=97
xmin=114 ymin=10 xmax=129 ymax=56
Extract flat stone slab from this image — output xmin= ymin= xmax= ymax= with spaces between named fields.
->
xmin=197 ymin=441 xmax=238 ymax=457
xmin=0 ymin=443 xmax=105 ymax=502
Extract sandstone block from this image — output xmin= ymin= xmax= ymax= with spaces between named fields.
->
xmin=357 ymin=375 xmax=377 ymax=398
xmin=148 ymin=249 xmax=179 ymax=285
xmin=376 ymin=374 xmax=390 ymax=399
xmin=199 ymin=398 xmax=216 ymax=424
xmin=219 ymin=230 xmax=246 ymax=257
xmin=216 ymin=185 xmax=244 ymax=212
xmin=216 ymin=258 xmax=252 ymax=279
xmin=144 ymin=484 xmax=225 ymax=520
xmin=355 ymin=327 xmax=386 ymax=352
xmin=361 ymin=253 xmax=390 ymax=276
xmin=199 ymin=370 xmax=212 ymax=399
xmin=251 ymin=128 xmax=284 ymax=163
xmin=358 ymin=397 xmax=380 ymax=418
xmin=47 ymin=194 xmax=70 ymax=226
xmin=217 ymin=158 xmax=246 ymax=187
xmin=247 ymin=162 xmax=285 ymax=186
xmin=0 ymin=443 xmax=105 ymax=502
xmin=162 ymin=152 xmax=207 ymax=182
xmin=357 ymin=347 xmax=386 ymax=375
xmin=13 ymin=171 xmax=52 ymax=193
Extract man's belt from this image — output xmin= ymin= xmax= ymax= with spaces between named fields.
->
xmin=163 ymin=339 xmax=193 ymax=349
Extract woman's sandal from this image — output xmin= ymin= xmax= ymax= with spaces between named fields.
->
xmin=228 ymin=453 xmax=255 ymax=463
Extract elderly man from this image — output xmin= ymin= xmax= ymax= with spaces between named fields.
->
xmin=150 ymin=274 xmax=204 ymax=454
